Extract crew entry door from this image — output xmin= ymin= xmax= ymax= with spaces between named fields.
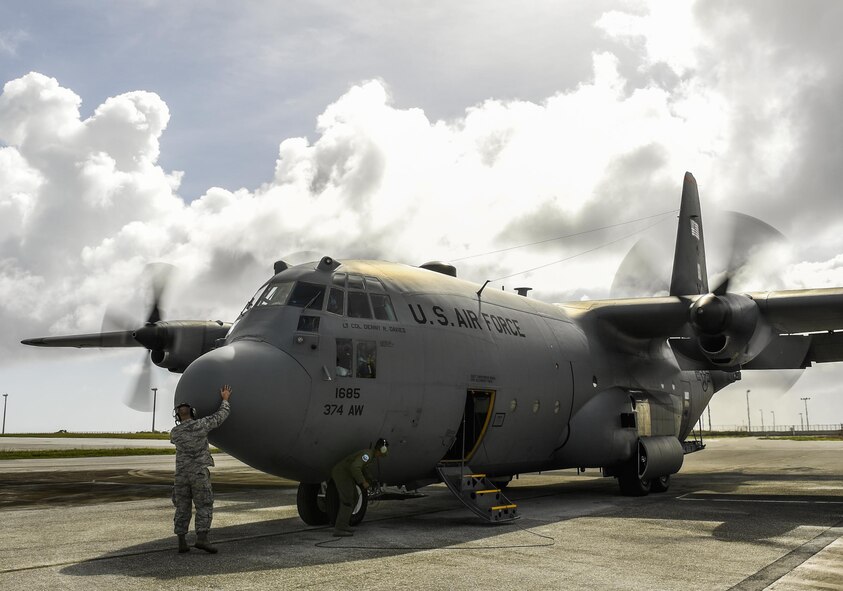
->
xmin=442 ymin=389 xmax=495 ymax=462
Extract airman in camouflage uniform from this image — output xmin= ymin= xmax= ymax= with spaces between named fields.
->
xmin=330 ymin=438 xmax=388 ymax=536
xmin=170 ymin=384 xmax=231 ymax=553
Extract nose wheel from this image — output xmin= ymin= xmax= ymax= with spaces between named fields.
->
xmin=296 ymin=482 xmax=329 ymax=525
xmin=296 ymin=480 xmax=369 ymax=526
xmin=325 ymin=479 xmax=368 ymax=526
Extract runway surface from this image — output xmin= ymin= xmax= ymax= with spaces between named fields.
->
xmin=1 ymin=437 xmax=841 ymax=590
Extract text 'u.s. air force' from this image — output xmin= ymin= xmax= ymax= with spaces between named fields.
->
xmin=408 ymin=304 xmax=526 ymax=338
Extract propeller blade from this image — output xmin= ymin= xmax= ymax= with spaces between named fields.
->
xmin=144 ymin=263 xmax=175 ymax=324
xmin=124 ymin=353 xmax=154 ymax=412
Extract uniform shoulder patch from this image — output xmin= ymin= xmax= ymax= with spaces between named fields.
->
xmin=362 ymin=453 xmax=370 ymax=462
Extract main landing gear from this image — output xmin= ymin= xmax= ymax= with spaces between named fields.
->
xmin=615 ymin=447 xmax=672 ymax=496
xmin=296 ymin=481 xmax=369 ymax=526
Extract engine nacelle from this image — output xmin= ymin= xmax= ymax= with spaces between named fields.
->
xmin=690 ymin=293 xmax=773 ymax=367
xmin=136 ymin=320 xmax=231 ymax=373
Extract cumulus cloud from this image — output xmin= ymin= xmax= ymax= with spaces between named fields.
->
xmin=2 ymin=1 xmax=843 ymax=367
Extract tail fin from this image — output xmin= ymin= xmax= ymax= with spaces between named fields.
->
xmin=669 ymin=172 xmax=709 ymax=296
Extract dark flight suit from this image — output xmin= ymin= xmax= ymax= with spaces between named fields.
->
xmin=330 ymin=447 xmax=377 ymax=531
xmin=170 ymin=400 xmax=230 ymax=535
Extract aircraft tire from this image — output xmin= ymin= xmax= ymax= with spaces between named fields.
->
xmin=650 ymin=475 xmax=671 ymax=493
xmin=617 ymin=469 xmax=651 ymax=496
xmin=296 ymin=482 xmax=329 ymax=525
xmin=325 ymin=479 xmax=369 ymax=527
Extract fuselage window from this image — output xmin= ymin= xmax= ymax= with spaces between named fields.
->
xmin=347 ymin=274 xmax=365 ymax=290
xmin=356 ymin=341 xmax=377 ymax=378
xmin=288 ymin=282 xmax=326 ymax=309
xmin=336 ymin=338 xmax=353 ymax=377
xmin=370 ymin=293 xmax=397 ymax=321
xmin=364 ymin=276 xmax=386 ymax=292
xmin=327 ymin=288 xmax=345 ymax=315
xmin=347 ymin=291 xmax=372 ymax=319
xmin=332 ymin=273 xmax=346 ymax=287
xmin=256 ymin=281 xmax=294 ymax=307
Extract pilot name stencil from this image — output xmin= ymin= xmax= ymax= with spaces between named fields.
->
xmin=408 ymin=304 xmax=527 ymax=338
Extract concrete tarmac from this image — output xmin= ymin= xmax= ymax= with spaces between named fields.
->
xmin=0 ymin=437 xmax=841 ymax=590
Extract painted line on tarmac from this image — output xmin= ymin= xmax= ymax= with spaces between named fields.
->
xmin=727 ymin=524 xmax=843 ymax=591
xmin=677 ymin=493 xmax=843 ymax=505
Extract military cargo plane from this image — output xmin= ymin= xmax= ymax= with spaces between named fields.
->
xmin=22 ymin=172 xmax=843 ymax=526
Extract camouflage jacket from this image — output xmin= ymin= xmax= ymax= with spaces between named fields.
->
xmin=334 ymin=448 xmax=377 ymax=485
xmin=170 ymin=400 xmax=230 ymax=470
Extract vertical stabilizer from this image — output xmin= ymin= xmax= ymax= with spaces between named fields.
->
xmin=669 ymin=172 xmax=709 ymax=296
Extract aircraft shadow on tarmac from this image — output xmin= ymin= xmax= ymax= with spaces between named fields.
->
xmin=58 ymin=471 xmax=843 ymax=580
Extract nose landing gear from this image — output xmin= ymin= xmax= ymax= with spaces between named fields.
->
xmin=296 ymin=480 xmax=368 ymax=526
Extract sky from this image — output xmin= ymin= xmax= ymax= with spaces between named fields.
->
xmin=1 ymin=0 xmax=842 ymax=433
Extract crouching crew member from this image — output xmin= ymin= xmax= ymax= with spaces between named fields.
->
xmin=170 ymin=384 xmax=232 ymax=553
xmin=330 ymin=438 xmax=389 ymax=536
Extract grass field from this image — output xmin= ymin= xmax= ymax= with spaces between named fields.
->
xmin=0 ymin=432 xmax=170 ymax=439
xmin=0 ymin=447 xmax=221 ymax=460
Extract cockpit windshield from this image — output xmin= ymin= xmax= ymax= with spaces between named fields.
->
xmin=288 ymin=282 xmax=326 ymax=309
xmin=256 ymin=281 xmax=295 ymax=307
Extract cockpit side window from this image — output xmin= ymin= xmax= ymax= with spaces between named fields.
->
xmin=347 ymin=291 xmax=372 ymax=318
xmin=356 ymin=340 xmax=377 ymax=378
xmin=327 ymin=288 xmax=345 ymax=315
xmin=288 ymin=282 xmax=326 ymax=309
xmin=370 ymin=293 xmax=397 ymax=321
xmin=332 ymin=273 xmax=346 ymax=287
xmin=336 ymin=338 xmax=353 ymax=377
xmin=256 ymin=281 xmax=295 ymax=307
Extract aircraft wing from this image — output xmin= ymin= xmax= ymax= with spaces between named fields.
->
xmin=750 ymin=288 xmax=843 ymax=333
xmin=22 ymin=331 xmax=142 ymax=348
xmin=566 ymin=287 xmax=843 ymax=369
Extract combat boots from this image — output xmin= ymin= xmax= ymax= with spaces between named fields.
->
xmin=177 ymin=534 xmax=190 ymax=553
xmin=195 ymin=531 xmax=218 ymax=553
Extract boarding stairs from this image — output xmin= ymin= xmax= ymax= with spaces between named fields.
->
xmin=436 ymin=464 xmax=520 ymax=523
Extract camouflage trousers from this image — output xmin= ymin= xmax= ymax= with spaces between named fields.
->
xmin=172 ymin=466 xmax=214 ymax=535
xmin=330 ymin=468 xmax=360 ymax=530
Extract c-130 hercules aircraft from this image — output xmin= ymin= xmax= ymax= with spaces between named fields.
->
xmin=23 ymin=172 xmax=843 ymax=526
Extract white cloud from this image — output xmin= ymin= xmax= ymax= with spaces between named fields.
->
xmin=3 ymin=1 xmax=843 ymax=429
xmin=0 ymin=15 xmax=825 ymax=347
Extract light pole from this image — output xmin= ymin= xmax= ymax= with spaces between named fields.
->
xmin=760 ymin=409 xmax=764 ymax=432
xmin=2 ymin=393 xmax=7 ymax=435
xmin=151 ymin=387 xmax=158 ymax=433
xmin=746 ymin=389 xmax=752 ymax=432
xmin=771 ymin=410 xmax=775 ymax=432
xmin=801 ymin=397 xmax=811 ymax=431
xmin=799 ymin=412 xmax=803 ymax=431
xmin=708 ymin=405 xmax=712 ymax=433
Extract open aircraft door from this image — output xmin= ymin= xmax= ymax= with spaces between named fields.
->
xmin=441 ymin=389 xmax=496 ymax=462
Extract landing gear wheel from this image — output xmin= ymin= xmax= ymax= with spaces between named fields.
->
xmin=296 ymin=482 xmax=329 ymax=525
xmin=617 ymin=442 xmax=651 ymax=497
xmin=325 ymin=479 xmax=369 ymax=527
xmin=618 ymin=471 xmax=651 ymax=496
xmin=650 ymin=475 xmax=671 ymax=493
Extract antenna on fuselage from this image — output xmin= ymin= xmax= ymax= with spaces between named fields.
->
xmin=476 ymin=280 xmax=491 ymax=298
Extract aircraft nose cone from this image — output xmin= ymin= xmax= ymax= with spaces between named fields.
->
xmin=174 ymin=340 xmax=311 ymax=472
